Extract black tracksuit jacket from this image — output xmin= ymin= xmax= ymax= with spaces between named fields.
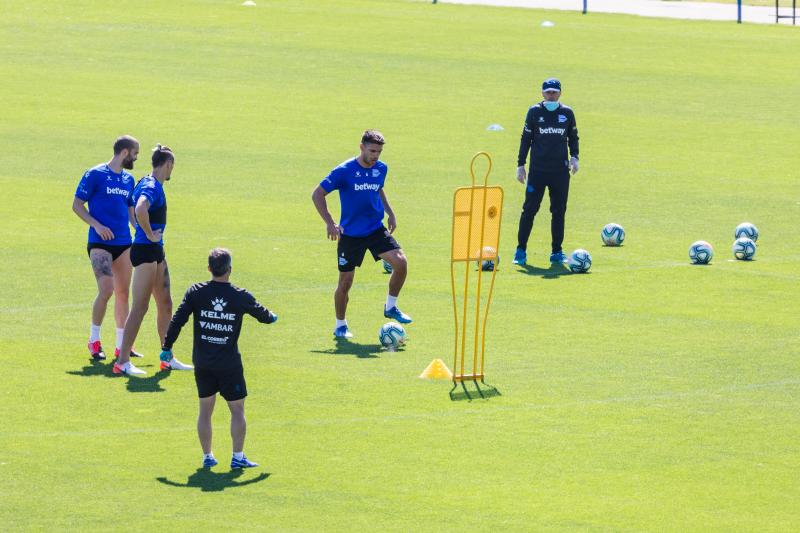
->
xmin=163 ymin=280 xmax=275 ymax=370
xmin=517 ymin=102 xmax=580 ymax=172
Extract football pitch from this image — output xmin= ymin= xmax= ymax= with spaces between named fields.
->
xmin=1 ymin=0 xmax=798 ymax=530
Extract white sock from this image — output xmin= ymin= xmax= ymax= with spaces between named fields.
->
xmin=335 ymin=319 xmax=347 ymax=328
xmin=89 ymin=324 xmax=101 ymax=343
xmin=385 ymin=294 xmax=398 ymax=311
xmin=233 ymin=451 xmax=244 ymax=460
xmin=204 ymin=453 xmax=215 ymax=460
xmin=115 ymin=328 xmax=125 ymax=349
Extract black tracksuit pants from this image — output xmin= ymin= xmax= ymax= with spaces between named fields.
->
xmin=516 ymin=167 xmax=571 ymax=254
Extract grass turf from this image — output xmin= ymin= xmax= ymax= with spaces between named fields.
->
xmin=0 ymin=0 xmax=798 ymax=530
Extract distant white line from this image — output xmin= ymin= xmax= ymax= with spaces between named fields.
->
xmin=1 ymin=283 xmax=395 ymax=315
xmin=3 ymin=379 xmax=796 ymax=438
xmin=433 ymin=0 xmax=794 ymax=26
xmin=3 ymin=303 xmax=86 ymax=314
xmin=310 ymin=377 xmax=800 ymax=423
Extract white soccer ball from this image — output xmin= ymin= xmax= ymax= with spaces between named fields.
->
xmin=734 ymin=222 xmax=759 ymax=243
xmin=479 ymin=256 xmax=499 ymax=272
xmin=601 ymin=223 xmax=625 ymax=246
xmin=567 ymin=249 xmax=592 ymax=273
xmin=733 ymin=237 xmax=756 ymax=260
xmin=379 ymin=322 xmax=406 ymax=349
xmin=382 ymin=259 xmax=393 ymax=274
xmin=476 ymin=246 xmax=498 ymax=271
xmin=689 ymin=240 xmax=714 ymax=264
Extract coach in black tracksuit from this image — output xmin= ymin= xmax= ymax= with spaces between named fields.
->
xmin=514 ymin=78 xmax=580 ymax=266
xmin=161 ymin=248 xmax=277 ymax=469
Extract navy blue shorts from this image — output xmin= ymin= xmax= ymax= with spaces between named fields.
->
xmin=130 ymin=243 xmax=165 ymax=267
xmin=336 ymin=226 xmax=400 ymax=272
xmin=195 ymin=366 xmax=247 ymax=402
xmin=87 ymin=243 xmax=130 ymax=262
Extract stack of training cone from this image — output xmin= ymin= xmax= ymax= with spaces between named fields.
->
xmin=419 ymin=359 xmax=453 ymax=380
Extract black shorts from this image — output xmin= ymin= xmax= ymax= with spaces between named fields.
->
xmin=130 ymin=243 xmax=165 ymax=267
xmin=337 ymin=226 xmax=400 ymax=272
xmin=195 ymin=366 xmax=247 ymax=401
xmin=87 ymin=243 xmax=130 ymax=262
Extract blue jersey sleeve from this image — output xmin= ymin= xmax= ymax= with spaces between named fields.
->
xmin=75 ymin=170 xmax=96 ymax=201
xmin=320 ymin=166 xmax=346 ymax=193
xmin=125 ymin=173 xmax=135 ymax=207
xmin=138 ymin=181 xmax=158 ymax=206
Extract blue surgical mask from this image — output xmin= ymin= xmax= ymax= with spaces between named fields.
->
xmin=543 ymin=101 xmax=559 ymax=111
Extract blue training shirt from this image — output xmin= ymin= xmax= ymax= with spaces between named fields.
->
xmin=132 ymin=175 xmax=167 ymax=246
xmin=320 ymin=158 xmax=387 ymax=237
xmin=75 ymin=163 xmax=135 ymax=246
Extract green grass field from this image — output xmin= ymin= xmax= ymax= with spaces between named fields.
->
xmin=1 ymin=0 xmax=798 ymax=530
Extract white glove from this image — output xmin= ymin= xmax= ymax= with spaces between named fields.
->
xmin=569 ymin=157 xmax=579 ymax=174
xmin=516 ymin=166 xmax=526 ymax=184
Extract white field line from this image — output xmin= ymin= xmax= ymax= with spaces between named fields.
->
xmin=0 ymin=283 xmax=392 ymax=315
xmin=432 ymin=0 xmax=796 ymax=25
xmin=2 ymin=378 xmax=797 ymax=438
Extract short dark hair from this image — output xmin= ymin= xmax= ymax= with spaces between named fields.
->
xmin=208 ymin=248 xmax=232 ymax=277
xmin=151 ymin=144 xmax=174 ymax=168
xmin=361 ymin=130 xmax=385 ymax=146
xmin=113 ymin=135 xmax=138 ymax=155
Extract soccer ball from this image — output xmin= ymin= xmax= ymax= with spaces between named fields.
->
xmin=480 ymin=258 xmax=498 ymax=271
xmin=476 ymin=246 xmax=498 ymax=271
xmin=734 ymin=222 xmax=759 ymax=243
xmin=601 ymin=223 xmax=625 ymax=246
xmin=689 ymin=240 xmax=714 ymax=264
xmin=733 ymin=237 xmax=756 ymax=260
xmin=379 ymin=322 xmax=406 ymax=349
xmin=567 ymin=249 xmax=592 ymax=273
xmin=382 ymin=259 xmax=393 ymax=274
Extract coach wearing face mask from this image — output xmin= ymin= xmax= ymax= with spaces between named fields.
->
xmin=513 ymin=78 xmax=580 ymax=266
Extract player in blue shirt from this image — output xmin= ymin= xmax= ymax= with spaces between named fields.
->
xmin=312 ymin=130 xmax=412 ymax=339
xmin=114 ymin=144 xmax=192 ymax=376
xmin=72 ymin=135 xmax=144 ymax=361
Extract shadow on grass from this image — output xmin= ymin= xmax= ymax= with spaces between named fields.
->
xmin=66 ymin=360 xmax=170 ymax=392
xmin=516 ymin=262 xmax=574 ymax=279
xmin=66 ymin=359 xmax=116 ymax=378
xmin=126 ymin=369 xmax=171 ymax=393
xmin=309 ymin=338 xmax=385 ymax=358
xmin=157 ymin=468 xmax=270 ymax=492
xmin=449 ymin=380 xmax=502 ymax=402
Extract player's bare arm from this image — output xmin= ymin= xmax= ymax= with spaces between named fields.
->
xmin=72 ymin=196 xmax=114 ymax=241
xmin=311 ymin=185 xmax=341 ymax=241
xmin=379 ymin=189 xmax=397 ymax=233
xmin=134 ymin=196 xmax=162 ymax=243
xmin=128 ymin=206 xmax=136 ymax=229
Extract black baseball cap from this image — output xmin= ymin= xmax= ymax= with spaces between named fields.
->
xmin=542 ymin=78 xmax=561 ymax=92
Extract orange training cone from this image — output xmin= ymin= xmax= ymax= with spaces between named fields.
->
xmin=419 ymin=359 xmax=453 ymax=380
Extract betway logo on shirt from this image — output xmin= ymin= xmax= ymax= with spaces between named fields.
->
xmin=354 ymin=183 xmax=380 ymax=192
xmin=539 ymin=127 xmax=566 ymax=135
xmin=106 ymin=186 xmax=130 ymax=197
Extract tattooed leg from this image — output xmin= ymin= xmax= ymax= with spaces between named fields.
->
xmin=111 ymin=248 xmax=132 ymax=329
xmin=152 ymin=260 xmax=173 ymax=344
xmin=89 ymin=248 xmax=114 ymax=326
